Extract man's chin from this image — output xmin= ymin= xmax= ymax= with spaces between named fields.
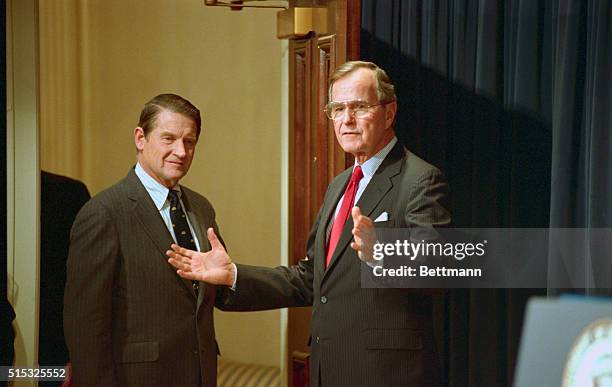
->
xmin=339 ymin=142 xmax=363 ymax=155
xmin=164 ymin=171 xmax=187 ymax=185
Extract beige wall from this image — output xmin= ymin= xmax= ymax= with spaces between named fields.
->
xmin=7 ymin=1 xmax=41 ymax=381
xmin=40 ymin=0 xmax=284 ymax=367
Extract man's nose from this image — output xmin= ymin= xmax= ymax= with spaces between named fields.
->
xmin=173 ymin=140 xmax=187 ymax=157
xmin=340 ymin=108 xmax=356 ymax=125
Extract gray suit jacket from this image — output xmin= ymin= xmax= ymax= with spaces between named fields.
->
xmin=64 ymin=168 xmax=223 ymax=387
xmin=221 ymin=143 xmax=451 ymax=386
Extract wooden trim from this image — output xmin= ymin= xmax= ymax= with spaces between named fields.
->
xmin=291 ymin=351 xmax=311 ymax=387
xmin=289 ymin=39 xmax=313 ymax=264
xmin=287 ymin=2 xmax=358 ymax=384
xmin=314 ymin=35 xmax=334 ymax=203
xmin=346 ymin=0 xmax=361 ymax=60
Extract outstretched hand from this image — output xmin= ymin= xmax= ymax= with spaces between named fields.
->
xmin=166 ymin=228 xmax=235 ymax=286
xmin=350 ymin=207 xmax=377 ymax=264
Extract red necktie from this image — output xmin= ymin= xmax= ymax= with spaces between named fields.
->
xmin=326 ymin=165 xmax=364 ymax=267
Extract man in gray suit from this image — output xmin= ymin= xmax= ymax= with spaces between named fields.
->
xmin=168 ymin=62 xmax=451 ymax=386
xmin=64 ymin=94 xmax=224 ymax=387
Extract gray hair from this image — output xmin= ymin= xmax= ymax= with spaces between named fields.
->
xmin=328 ymin=61 xmax=396 ymax=103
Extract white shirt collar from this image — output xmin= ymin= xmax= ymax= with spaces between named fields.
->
xmin=356 ymin=137 xmax=398 ymax=177
xmin=134 ymin=163 xmax=181 ymax=210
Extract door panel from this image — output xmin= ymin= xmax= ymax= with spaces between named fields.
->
xmin=287 ymin=1 xmax=360 ymax=385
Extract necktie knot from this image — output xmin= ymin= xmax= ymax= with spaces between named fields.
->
xmin=167 ymin=190 xmax=180 ymax=207
xmin=350 ymin=165 xmax=364 ymax=183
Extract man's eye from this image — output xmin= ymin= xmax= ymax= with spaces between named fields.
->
xmin=332 ymin=106 xmax=345 ymax=114
xmin=353 ymin=103 xmax=369 ymax=111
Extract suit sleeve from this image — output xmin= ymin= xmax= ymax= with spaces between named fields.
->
xmin=372 ymin=167 xmax=451 ymax=292
xmin=64 ymin=200 xmax=119 ymax=387
xmin=216 ymin=208 xmax=320 ymax=311
xmin=403 ymin=168 xmax=451 ymax=229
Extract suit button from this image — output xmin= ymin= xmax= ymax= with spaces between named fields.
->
xmin=320 ymin=296 xmax=327 ymax=304
xmin=193 ymin=348 xmax=199 ymax=355
xmin=316 ymin=336 xmax=320 ymax=344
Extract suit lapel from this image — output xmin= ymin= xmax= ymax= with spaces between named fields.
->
xmin=315 ymin=169 xmax=352 ymax=277
xmin=323 ymin=143 xmax=405 ymax=278
xmin=125 ymin=170 xmax=196 ymax=298
xmin=183 ymin=200 xmax=207 ymax=252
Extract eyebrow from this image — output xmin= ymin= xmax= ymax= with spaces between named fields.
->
xmin=159 ymin=131 xmax=196 ymax=139
xmin=329 ymin=99 xmax=372 ymax=105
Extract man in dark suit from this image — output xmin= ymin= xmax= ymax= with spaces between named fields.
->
xmin=64 ymin=94 xmax=224 ymax=387
xmin=40 ymin=171 xmax=90 ymax=376
xmin=168 ymin=62 xmax=451 ymax=386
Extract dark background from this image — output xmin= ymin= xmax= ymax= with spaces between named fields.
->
xmin=361 ymin=0 xmax=611 ymax=385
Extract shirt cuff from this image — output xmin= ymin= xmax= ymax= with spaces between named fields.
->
xmin=229 ymin=263 xmax=238 ymax=291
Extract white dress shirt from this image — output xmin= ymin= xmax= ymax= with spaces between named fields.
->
xmin=134 ymin=163 xmax=201 ymax=252
xmin=332 ymin=137 xmax=398 ymax=220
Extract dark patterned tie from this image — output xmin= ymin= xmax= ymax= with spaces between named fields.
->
xmin=168 ymin=190 xmax=199 ymax=295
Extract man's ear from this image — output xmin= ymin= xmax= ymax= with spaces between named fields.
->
xmin=385 ymin=100 xmax=397 ymax=129
xmin=134 ymin=127 xmax=146 ymax=151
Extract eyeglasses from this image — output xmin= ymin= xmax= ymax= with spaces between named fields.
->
xmin=324 ymin=99 xmax=391 ymax=120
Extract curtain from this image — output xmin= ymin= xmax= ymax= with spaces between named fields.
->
xmin=360 ymin=0 xmax=611 ymax=385
xmin=548 ymin=0 xmax=612 ymax=292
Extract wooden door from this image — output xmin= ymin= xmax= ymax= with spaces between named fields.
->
xmin=287 ymin=1 xmax=360 ymax=385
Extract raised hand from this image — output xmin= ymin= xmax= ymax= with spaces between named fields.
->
xmin=166 ymin=227 xmax=235 ymax=286
xmin=350 ymin=206 xmax=377 ymax=264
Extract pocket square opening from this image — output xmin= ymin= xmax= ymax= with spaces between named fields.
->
xmin=374 ymin=212 xmax=389 ymax=222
